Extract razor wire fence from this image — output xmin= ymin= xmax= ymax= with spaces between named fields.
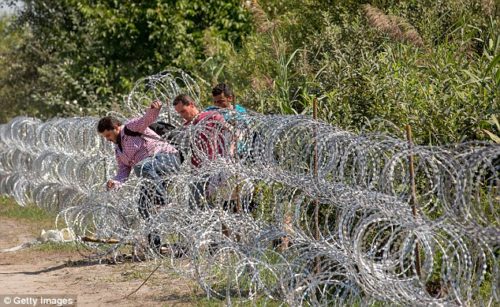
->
xmin=0 ymin=70 xmax=498 ymax=306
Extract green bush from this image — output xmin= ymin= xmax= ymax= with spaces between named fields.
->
xmin=0 ymin=0 xmax=498 ymax=144
xmin=204 ymin=0 xmax=499 ymax=144
xmin=0 ymin=0 xmax=252 ymax=119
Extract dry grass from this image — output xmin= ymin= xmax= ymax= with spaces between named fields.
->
xmin=363 ymin=4 xmax=424 ymax=48
xmin=251 ymin=74 xmax=274 ymax=91
xmin=481 ymin=0 xmax=496 ymax=17
xmin=244 ymin=0 xmax=278 ymax=33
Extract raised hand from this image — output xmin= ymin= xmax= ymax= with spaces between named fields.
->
xmin=151 ymin=100 xmax=162 ymax=110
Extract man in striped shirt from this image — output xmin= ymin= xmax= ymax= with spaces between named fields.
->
xmin=98 ymin=100 xmax=179 ymax=190
xmin=97 ymin=101 xmax=180 ymax=252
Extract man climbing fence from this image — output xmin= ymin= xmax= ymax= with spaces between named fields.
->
xmin=97 ymin=100 xmax=180 ymax=251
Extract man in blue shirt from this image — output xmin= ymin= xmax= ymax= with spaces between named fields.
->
xmin=205 ymin=83 xmax=258 ymax=214
xmin=206 ymin=83 xmax=247 ymax=122
xmin=205 ymin=83 xmax=254 ymax=164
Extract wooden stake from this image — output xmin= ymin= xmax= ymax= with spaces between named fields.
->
xmin=236 ymin=181 xmax=242 ymax=213
xmin=313 ymin=97 xmax=320 ymax=275
xmin=313 ymin=97 xmax=320 ymax=241
xmin=405 ymin=125 xmax=421 ymax=278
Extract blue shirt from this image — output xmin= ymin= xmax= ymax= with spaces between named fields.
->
xmin=204 ymin=104 xmax=248 ymax=124
xmin=204 ymin=104 xmax=250 ymax=155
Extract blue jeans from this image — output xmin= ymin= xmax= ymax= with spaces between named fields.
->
xmin=134 ymin=152 xmax=180 ymax=220
xmin=134 ymin=152 xmax=180 ymax=181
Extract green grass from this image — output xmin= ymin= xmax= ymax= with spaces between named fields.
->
xmin=30 ymin=241 xmax=80 ymax=253
xmin=0 ymin=196 xmax=57 ymax=226
xmin=0 ymin=196 xmax=78 ymax=252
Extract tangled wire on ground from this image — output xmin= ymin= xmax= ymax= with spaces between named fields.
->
xmin=0 ymin=71 xmax=498 ymax=306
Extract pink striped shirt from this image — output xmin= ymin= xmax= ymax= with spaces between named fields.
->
xmin=113 ymin=107 xmax=177 ymax=183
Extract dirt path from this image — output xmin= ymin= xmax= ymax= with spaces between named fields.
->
xmin=0 ymin=216 xmax=206 ymax=307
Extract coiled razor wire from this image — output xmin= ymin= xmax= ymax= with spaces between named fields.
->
xmin=0 ymin=70 xmax=498 ymax=306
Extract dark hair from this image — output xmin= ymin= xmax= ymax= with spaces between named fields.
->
xmin=173 ymin=94 xmax=196 ymax=106
xmin=212 ymin=83 xmax=233 ymax=98
xmin=97 ymin=116 xmax=122 ymax=133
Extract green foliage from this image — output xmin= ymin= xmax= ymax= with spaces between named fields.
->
xmin=0 ymin=0 xmax=252 ymax=120
xmin=0 ymin=0 xmax=498 ymax=144
xmin=0 ymin=17 xmax=55 ymax=122
xmin=202 ymin=0 xmax=499 ymax=144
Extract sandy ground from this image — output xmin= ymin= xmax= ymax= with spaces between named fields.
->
xmin=0 ymin=217 xmax=206 ymax=307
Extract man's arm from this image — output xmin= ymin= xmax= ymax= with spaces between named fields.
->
xmin=126 ymin=101 xmax=162 ymax=133
xmin=107 ymin=161 xmax=131 ymax=190
xmin=114 ymin=161 xmax=131 ymax=183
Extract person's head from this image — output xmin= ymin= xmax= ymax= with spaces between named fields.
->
xmin=97 ymin=116 xmax=122 ymax=143
xmin=212 ymin=83 xmax=234 ymax=109
xmin=173 ymin=94 xmax=199 ymax=122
